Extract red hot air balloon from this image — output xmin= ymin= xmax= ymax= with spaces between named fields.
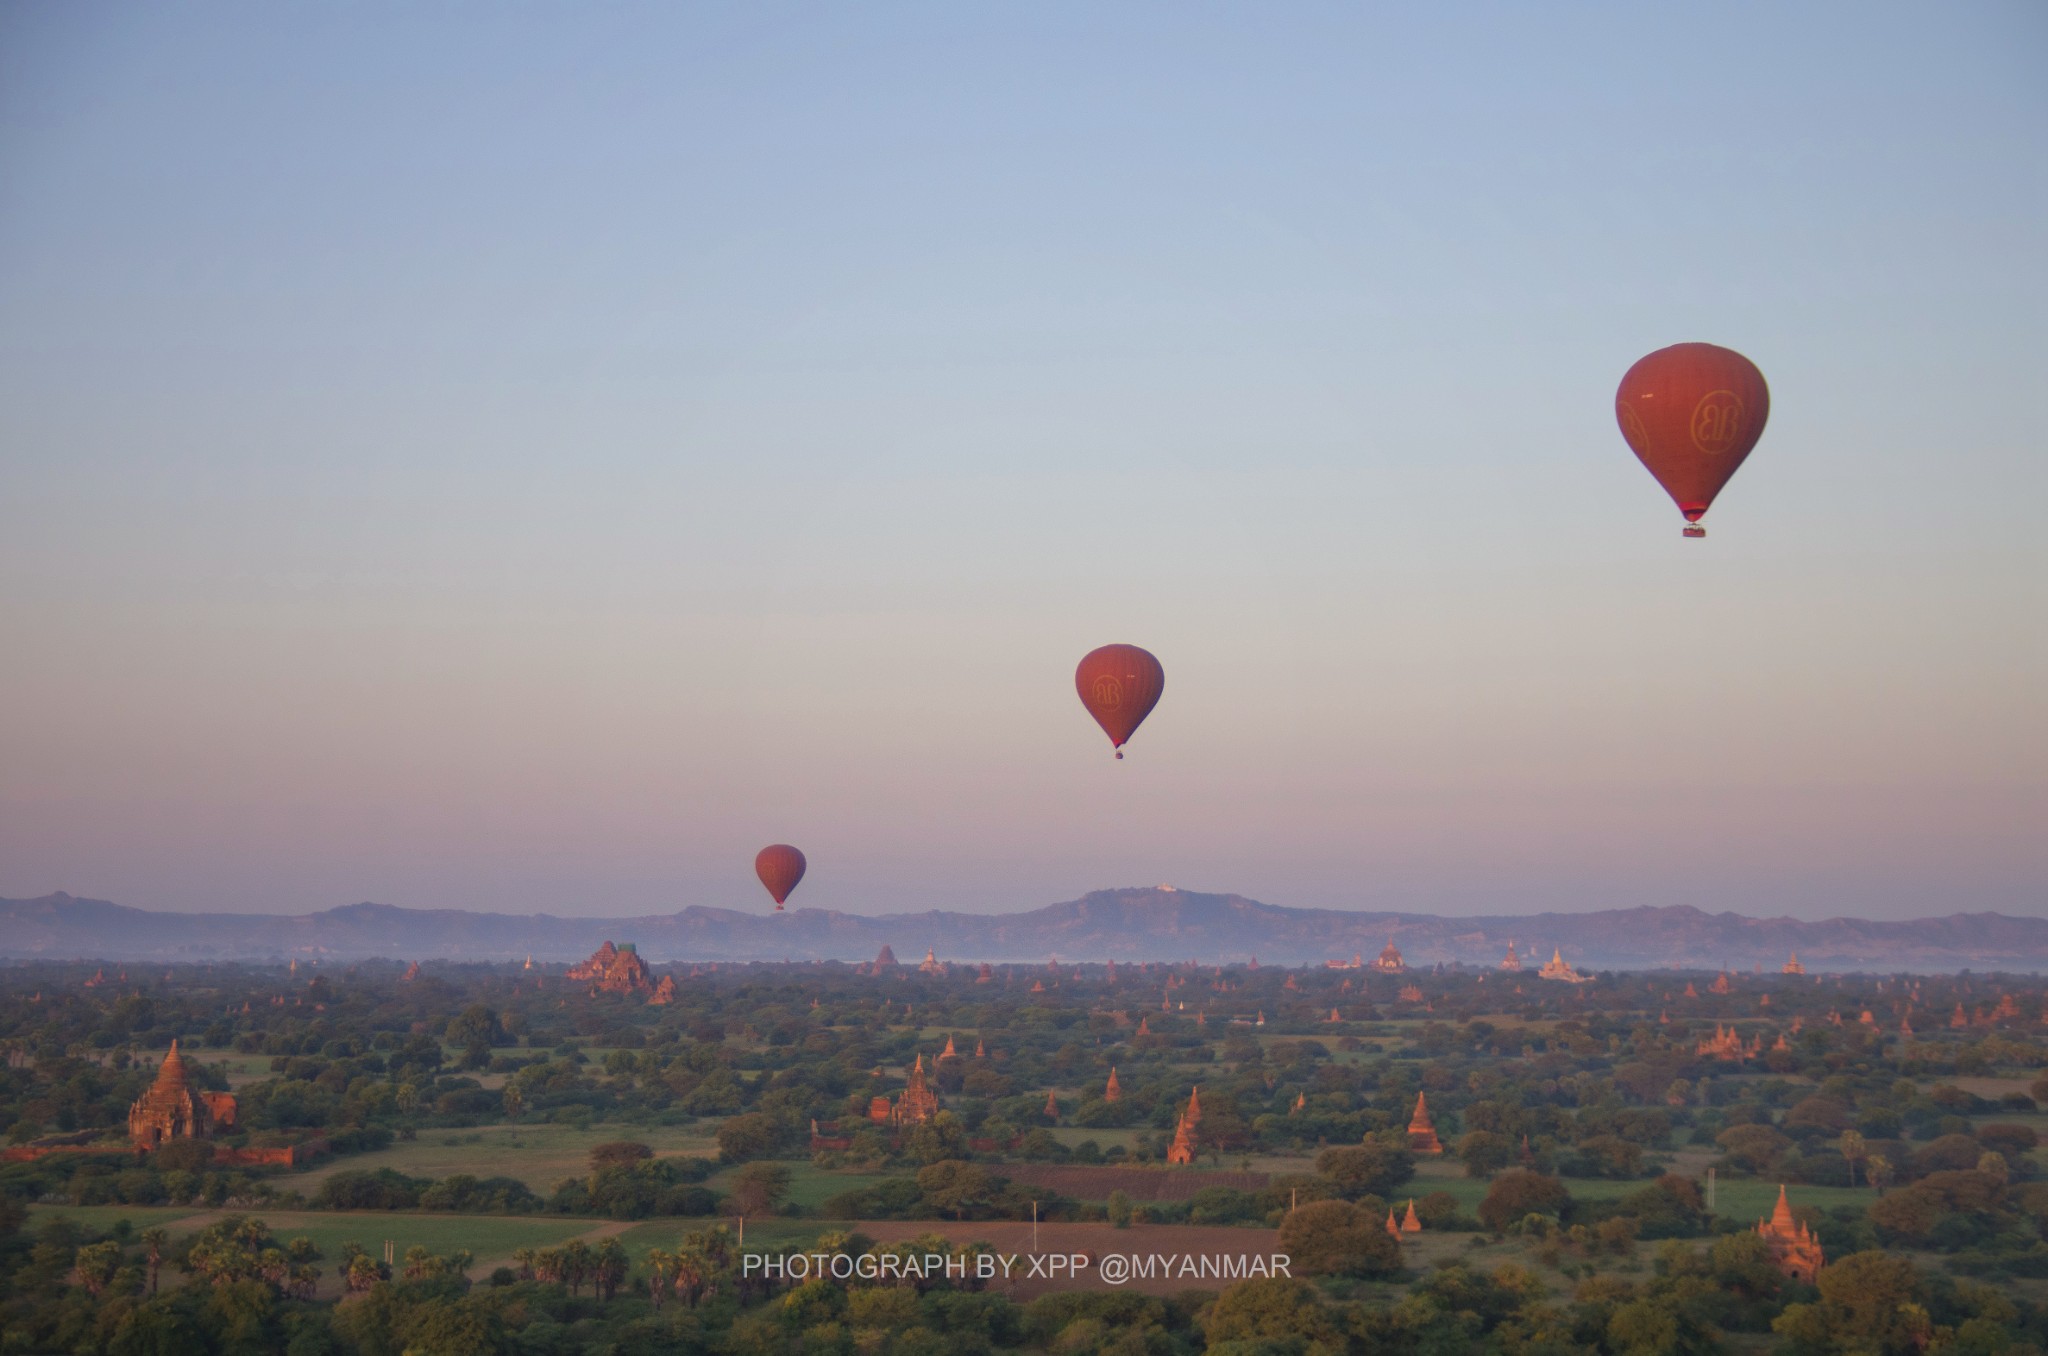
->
xmin=755 ymin=844 xmax=806 ymax=911
xmin=1075 ymin=644 xmax=1164 ymax=759
xmin=1615 ymin=343 xmax=1770 ymax=537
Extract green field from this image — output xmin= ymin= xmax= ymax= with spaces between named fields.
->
xmin=272 ymin=1121 xmax=720 ymax=1194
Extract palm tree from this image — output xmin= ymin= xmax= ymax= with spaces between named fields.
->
xmin=141 ymin=1228 xmax=167 ymax=1295
xmin=644 ymin=1248 xmax=676 ymax=1311
xmin=593 ymin=1238 xmax=628 ymax=1301
xmin=559 ymin=1239 xmax=593 ymax=1296
xmin=1840 ymin=1129 xmax=1868 ymax=1188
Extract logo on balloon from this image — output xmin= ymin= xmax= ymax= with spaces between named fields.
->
xmin=1690 ymin=390 xmax=1745 ymax=455
xmin=1616 ymin=400 xmax=1649 ymax=455
xmin=1090 ymin=676 xmax=1125 ymax=710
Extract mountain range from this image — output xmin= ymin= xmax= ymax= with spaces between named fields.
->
xmin=4 ymin=888 xmax=2048 ymax=972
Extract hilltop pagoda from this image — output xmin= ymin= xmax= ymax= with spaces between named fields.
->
xmin=129 ymin=1041 xmax=236 ymax=1149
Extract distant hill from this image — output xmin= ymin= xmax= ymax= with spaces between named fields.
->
xmin=4 ymin=888 xmax=2047 ymax=972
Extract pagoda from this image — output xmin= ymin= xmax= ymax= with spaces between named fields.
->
xmin=1756 ymin=1186 xmax=1826 ymax=1281
xmin=1710 ymin=972 xmax=1732 ymax=995
xmin=1401 ymin=1199 xmax=1422 ymax=1233
xmin=1406 ymin=1092 xmax=1444 ymax=1155
xmin=129 ymin=1041 xmax=237 ymax=1149
xmin=1104 ymin=1067 xmax=1122 ymax=1102
xmin=1385 ymin=1208 xmax=1402 ymax=1239
xmin=1166 ymin=1087 xmax=1201 ymax=1165
xmin=1782 ymin=953 xmax=1805 ymax=975
xmin=940 ymin=1035 xmax=958 ymax=1059
xmin=1537 ymin=949 xmax=1592 ymax=984
xmin=919 ymin=948 xmax=944 ymax=975
xmin=567 ymin=941 xmax=655 ymax=997
xmin=893 ymin=1055 xmax=940 ymax=1126
xmin=976 ymin=962 xmax=993 ymax=983
xmin=1500 ymin=940 xmax=1523 ymax=971
xmin=874 ymin=946 xmax=898 ymax=968
xmin=1371 ymin=940 xmax=1407 ymax=974
xmin=648 ymin=975 xmax=678 ymax=1005
xmin=1042 ymin=1090 xmax=1060 ymax=1124
xmin=1696 ymin=1024 xmax=1747 ymax=1061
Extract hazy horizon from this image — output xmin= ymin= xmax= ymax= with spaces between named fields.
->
xmin=4 ymin=4 xmax=2044 ymax=924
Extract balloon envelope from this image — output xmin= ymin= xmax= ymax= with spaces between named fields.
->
xmin=1075 ymin=644 xmax=1164 ymax=756
xmin=755 ymin=844 xmax=806 ymax=910
xmin=1615 ymin=343 xmax=1769 ymax=534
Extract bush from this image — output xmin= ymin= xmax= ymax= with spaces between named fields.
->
xmin=151 ymin=1139 xmax=217 ymax=1173
xmin=314 ymin=1168 xmax=428 ymax=1211
xmin=325 ymin=1126 xmax=395 ymax=1155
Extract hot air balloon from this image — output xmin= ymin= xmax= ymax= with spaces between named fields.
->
xmin=755 ymin=844 xmax=806 ymax=911
xmin=1615 ymin=343 xmax=1770 ymax=537
xmin=1075 ymin=644 xmax=1163 ymax=759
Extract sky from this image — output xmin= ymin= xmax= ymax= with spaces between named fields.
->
xmin=1 ymin=3 xmax=2044 ymax=923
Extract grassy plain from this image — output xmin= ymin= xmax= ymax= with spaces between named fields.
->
xmin=271 ymin=1122 xmax=718 ymax=1194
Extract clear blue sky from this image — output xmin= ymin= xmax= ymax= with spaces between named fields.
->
xmin=2 ymin=3 xmax=2043 ymax=921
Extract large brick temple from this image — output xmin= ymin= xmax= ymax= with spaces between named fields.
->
xmin=129 ymin=1041 xmax=236 ymax=1149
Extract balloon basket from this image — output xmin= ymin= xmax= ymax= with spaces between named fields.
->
xmin=1114 ymin=750 xmax=1125 ymax=760
xmin=1682 ymin=525 xmax=1706 ymax=539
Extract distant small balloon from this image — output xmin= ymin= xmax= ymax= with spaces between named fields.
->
xmin=755 ymin=845 xmax=806 ymax=911
xmin=1615 ymin=343 xmax=1770 ymax=538
xmin=1075 ymin=644 xmax=1164 ymax=759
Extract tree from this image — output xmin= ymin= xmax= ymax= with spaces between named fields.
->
xmin=141 ymin=1227 xmax=167 ymax=1295
xmin=1315 ymin=1141 xmax=1415 ymax=1199
xmin=1773 ymin=1250 xmax=1931 ymax=1355
xmin=558 ymin=1239 xmax=593 ymax=1296
xmin=1276 ymin=1199 xmax=1401 ymax=1278
xmin=1839 ymin=1130 xmax=1868 ymax=1189
xmin=916 ymin=1160 xmax=994 ymax=1220
xmin=729 ymin=1162 xmax=792 ymax=1217
xmin=501 ymin=1082 xmax=523 ymax=1120
xmin=1202 ymin=1277 xmax=1340 ymax=1347
xmin=1457 ymin=1130 xmax=1513 ymax=1178
xmin=907 ymin=1112 xmax=970 ymax=1165
xmin=645 ymin=1248 xmax=677 ymax=1310
xmin=445 ymin=1004 xmax=505 ymax=1048
xmin=589 ymin=1140 xmax=654 ymax=1174
xmin=1478 ymin=1169 xmax=1572 ymax=1233
xmin=593 ymin=1238 xmax=629 ymax=1301
xmin=716 ymin=1113 xmax=784 ymax=1164
xmin=72 ymin=1240 xmax=123 ymax=1296
xmin=1715 ymin=1124 xmax=1792 ymax=1175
